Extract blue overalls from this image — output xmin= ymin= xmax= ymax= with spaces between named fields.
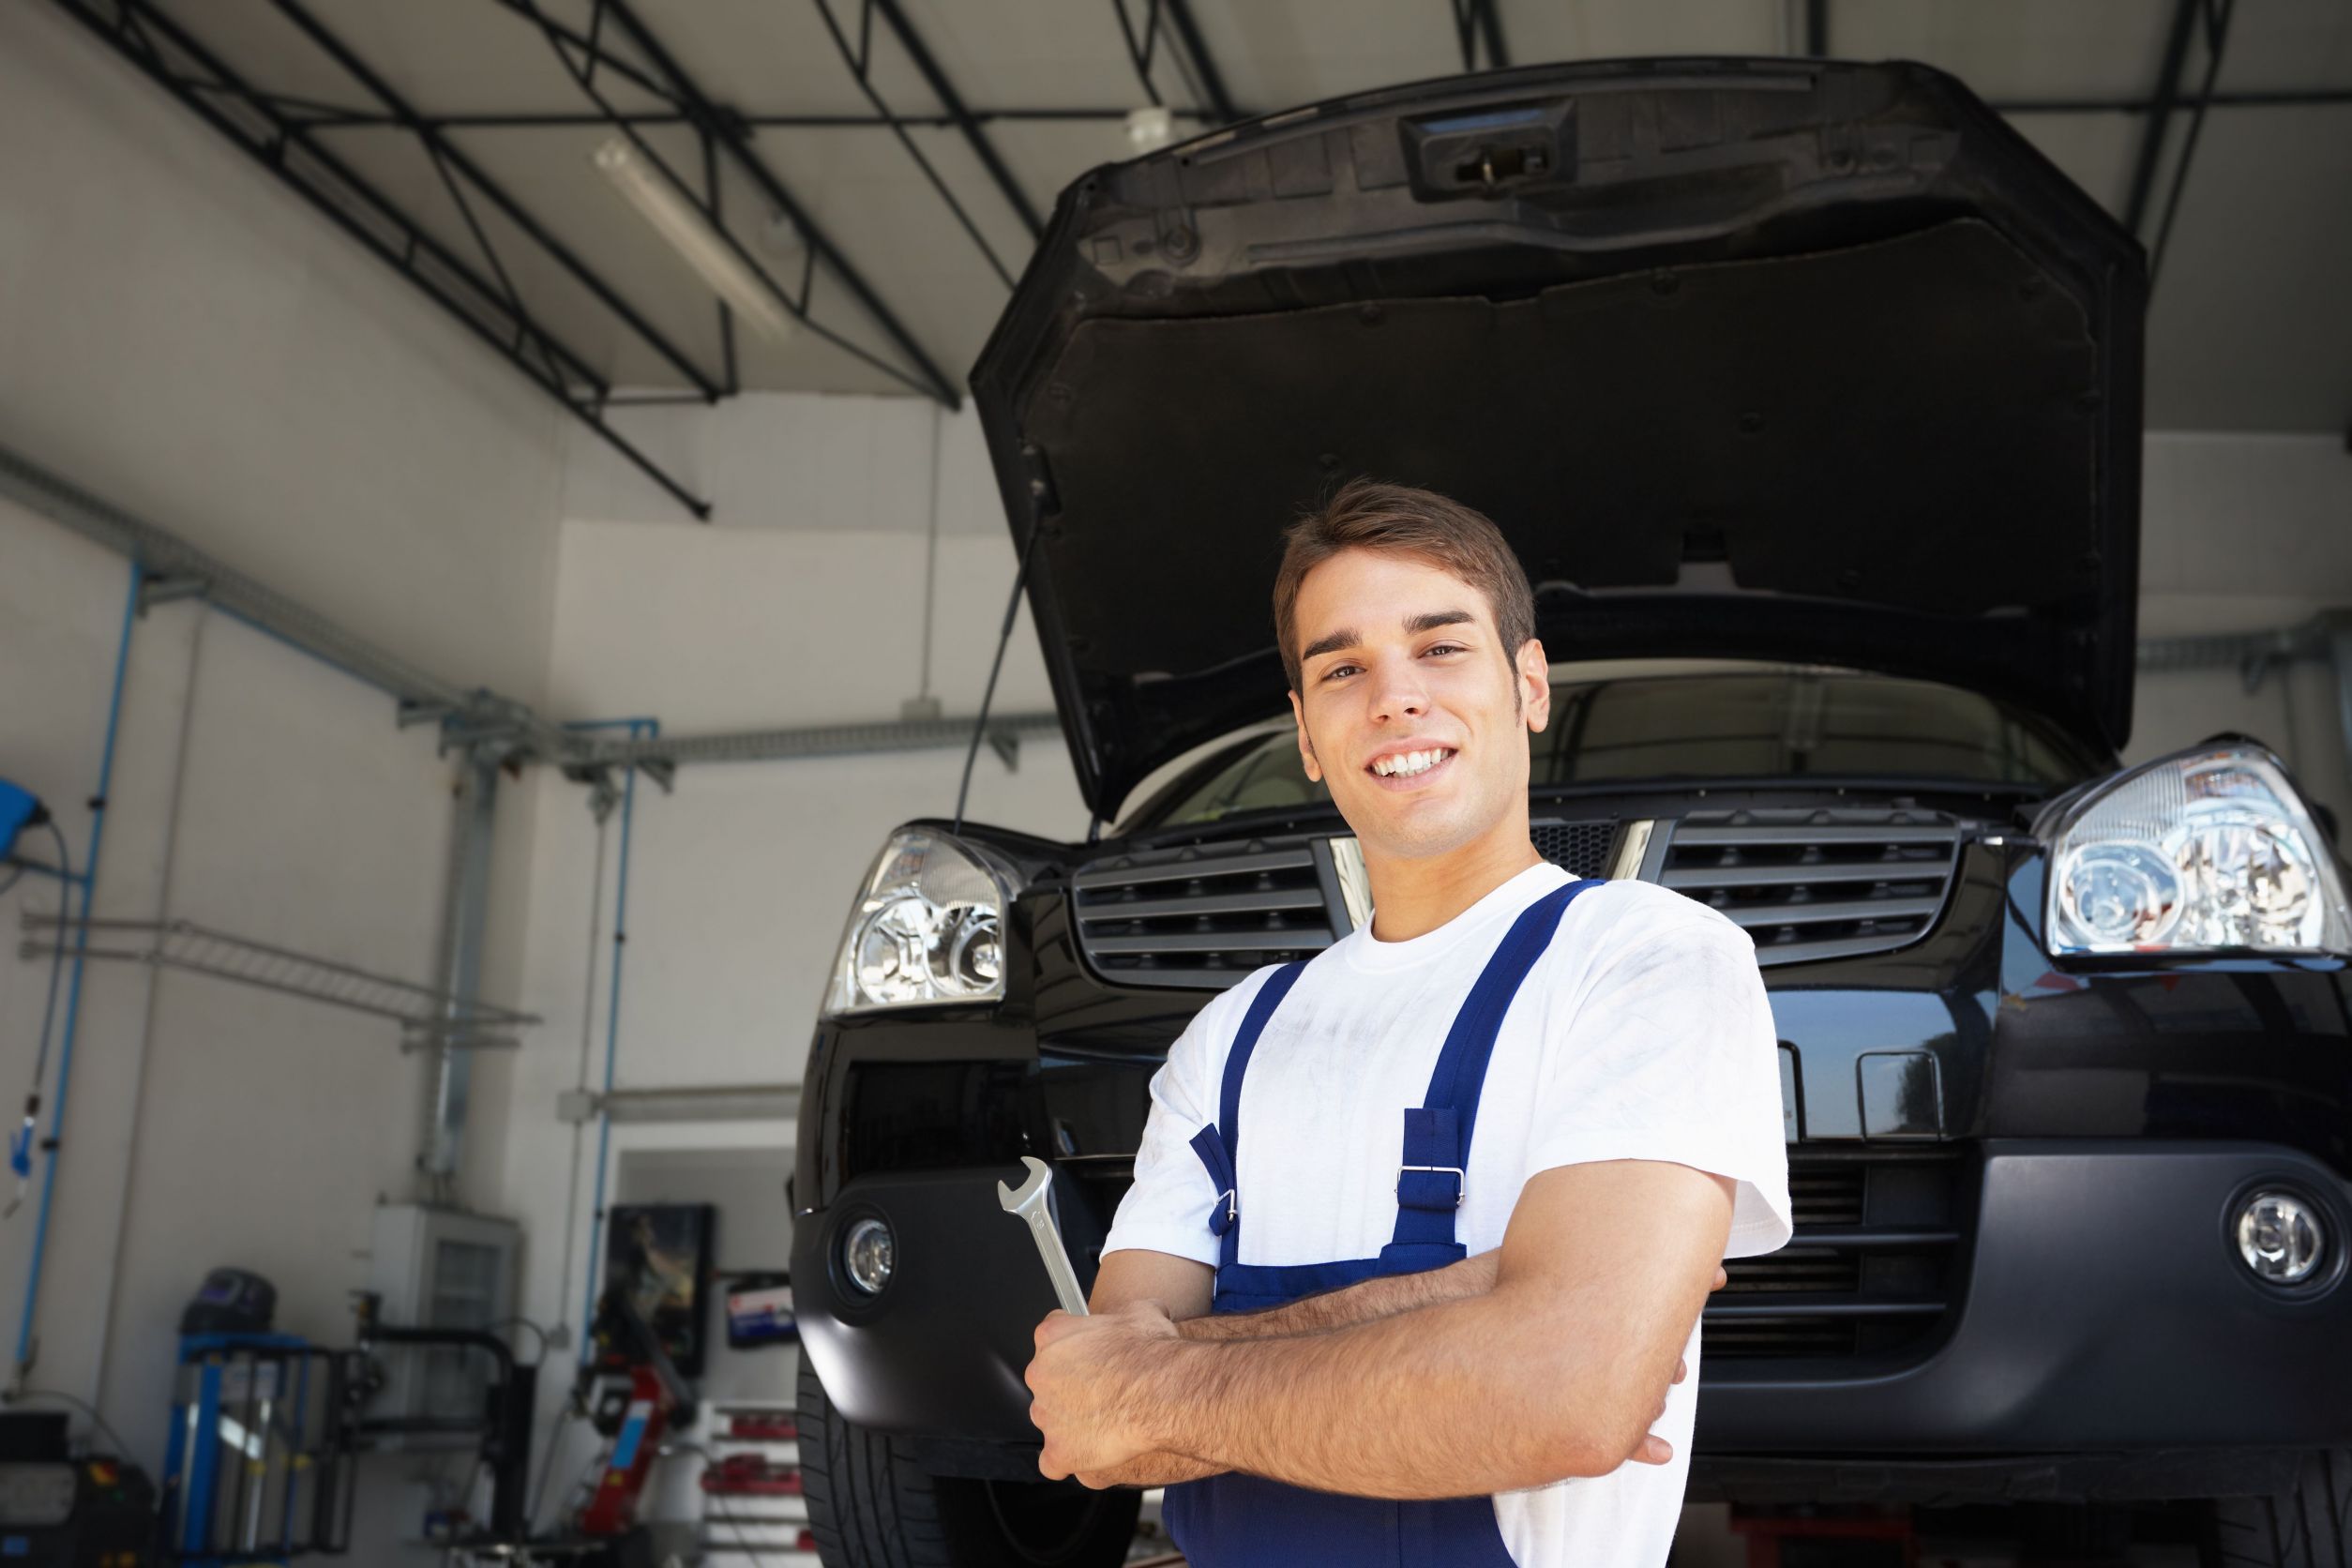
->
xmin=1162 ymin=877 xmax=1602 ymax=1568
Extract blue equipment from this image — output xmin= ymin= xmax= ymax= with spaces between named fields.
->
xmin=0 ymin=778 xmax=38 ymax=861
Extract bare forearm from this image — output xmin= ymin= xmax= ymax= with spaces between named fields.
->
xmin=1176 ymin=1250 xmax=1499 ymax=1341
xmin=1140 ymin=1288 xmax=1647 ymax=1499
xmin=1085 ymin=1253 xmax=1500 ymax=1487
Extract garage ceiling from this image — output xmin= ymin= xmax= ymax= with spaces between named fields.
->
xmin=52 ymin=0 xmax=2352 ymax=511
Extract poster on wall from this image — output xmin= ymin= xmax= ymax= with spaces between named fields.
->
xmin=602 ymin=1202 xmax=715 ymax=1378
xmin=725 ymin=1272 xmax=796 ymax=1349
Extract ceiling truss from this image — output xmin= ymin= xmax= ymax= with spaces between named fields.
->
xmin=53 ymin=0 xmax=718 ymax=517
xmin=49 ymin=0 xmax=2352 ymax=510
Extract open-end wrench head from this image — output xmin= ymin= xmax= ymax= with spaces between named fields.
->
xmin=997 ymin=1154 xmax=1051 ymax=1214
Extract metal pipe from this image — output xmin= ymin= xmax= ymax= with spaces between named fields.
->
xmin=551 ymin=803 xmax=610 ymax=1354
xmin=556 ymin=1083 xmax=802 ymax=1124
xmin=90 ymin=603 xmax=208 ymax=1424
xmin=420 ymin=746 xmax=502 ymax=1184
xmin=578 ymin=723 xmax=646 ymax=1362
xmin=11 ymin=564 xmax=139 ymax=1385
xmin=572 ymin=710 xmax=1062 ymax=768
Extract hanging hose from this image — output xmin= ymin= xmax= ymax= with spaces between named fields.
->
xmin=7 ymin=822 xmax=72 ymax=1221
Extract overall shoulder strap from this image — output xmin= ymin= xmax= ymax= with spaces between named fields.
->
xmin=1390 ymin=878 xmax=1604 ymax=1254
xmin=1183 ymin=960 xmax=1307 ymax=1269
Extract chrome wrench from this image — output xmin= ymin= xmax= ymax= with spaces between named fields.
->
xmin=997 ymin=1155 xmax=1089 ymax=1316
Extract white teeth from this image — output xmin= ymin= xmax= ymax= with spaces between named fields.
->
xmin=1372 ymin=748 xmax=1452 ymax=777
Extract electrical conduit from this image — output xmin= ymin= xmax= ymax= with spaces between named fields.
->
xmin=577 ymin=718 xmax=652 ymax=1359
xmin=12 ymin=563 xmax=141 ymax=1384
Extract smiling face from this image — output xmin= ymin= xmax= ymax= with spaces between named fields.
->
xmin=1287 ymin=546 xmax=1550 ymax=864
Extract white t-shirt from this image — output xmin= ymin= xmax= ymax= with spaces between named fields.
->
xmin=1101 ymin=861 xmax=1793 ymax=1568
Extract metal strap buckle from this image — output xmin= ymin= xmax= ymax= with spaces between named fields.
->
xmin=1216 ymin=1188 xmax=1236 ymax=1222
xmin=1395 ymin=1165 xmax=1466 ymax=1208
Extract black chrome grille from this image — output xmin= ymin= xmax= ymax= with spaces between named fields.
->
xmin=1072 ymin=837 xmax=1341 ymax=989
xmin=1703 ymin=1146 xmax=1971 ymax=1363
xmin=1656 ymin=807 xmax=1961 ymax=966
xmin=1531 ymin=819 xmax=1617 ymax=877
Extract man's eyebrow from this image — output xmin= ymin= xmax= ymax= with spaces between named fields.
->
xmin=1299 ymin=609 xmax=1476 ymax=666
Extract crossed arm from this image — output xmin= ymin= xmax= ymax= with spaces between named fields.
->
xmin=1026 ymin=1157 xmax=1736 ymax=1499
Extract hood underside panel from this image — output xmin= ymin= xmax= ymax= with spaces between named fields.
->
xmin=972 ymin=61 xmax=2146 ymax=818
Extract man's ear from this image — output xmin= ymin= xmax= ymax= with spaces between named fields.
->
xmin=1518 ymin=639 xmax=1551 ymax=734
xmin=1289 ymin=689 xmax=1321 ymax=783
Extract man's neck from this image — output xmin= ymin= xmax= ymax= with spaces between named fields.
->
xmin=1361 ymin=824 xmax=1545 ymax=943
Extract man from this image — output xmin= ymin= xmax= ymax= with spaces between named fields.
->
xmin=1023 ymin=480 xmax=1793 ymax=1566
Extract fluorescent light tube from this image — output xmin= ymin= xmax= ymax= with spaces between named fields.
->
xmin=594 ymin=135 xmax=793 ymax=341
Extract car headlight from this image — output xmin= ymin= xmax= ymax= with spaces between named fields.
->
xmin=824 ymin=828 xmax=1010 ymax=1015
xmin=2038 ymin=742 xmax=2352 ymax=957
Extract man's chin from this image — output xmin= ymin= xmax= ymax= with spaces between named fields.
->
xmin=1345 ymin=807 xmax=1483 ymax=863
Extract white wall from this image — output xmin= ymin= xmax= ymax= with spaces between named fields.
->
xmin=2133 ymin=432 xmax=2352 ymax=830
xmin=0 ymin=8 xmax=568 ymax=1562
xmin=484 ymin=486 xmax=1089 ymax=1462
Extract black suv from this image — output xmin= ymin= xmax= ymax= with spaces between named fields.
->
xmin=790 ymin=58 xmax=2352 ymax=1568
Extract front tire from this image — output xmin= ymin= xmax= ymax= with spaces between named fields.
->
xmin=2201 ymin=1451 xmax=2351 ymax=1567
xmin=796 ymin=1354 xmax=1141 ymax=1568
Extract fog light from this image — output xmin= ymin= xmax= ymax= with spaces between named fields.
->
xmin=842 ymin=1216 xmax=895 ymax=1296
xmin=2235 ymin=1190 xmax=2324 ymax=1285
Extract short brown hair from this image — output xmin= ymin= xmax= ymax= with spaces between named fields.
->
xmin=1272 ymin=479 xmax=1536 ymax=695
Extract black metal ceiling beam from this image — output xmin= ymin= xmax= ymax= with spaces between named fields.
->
xmin=2147 ymin=0 xmax=2239 ymax=282
xmin=1475 ymin=0 xmax=1510 ymax=69
xmin=591 ymin=0 xmax=961 ymax=407
xmin=2122 ymin=0 xmax=2204 ymax=235
xmin=1449 ymin=0 xmax=1508 ymax=71
xmin=1109 ymin=0 xmax=1166 ymax=108
xmin=306 ymin=106 xmax=1232 ymax=131
xmin=495 ymin=0 xmax=953 ymax=400
xmin=1161 ymin=0 xmax=1239 ymax=125
xmin=807 ymin=0 xmax=1019 ymax=286
xmin=701 ymin=128 xmax=738 ymax=396
xmin=264 ymin=0 xmax=722 ymax=400
xmin=53 ymin=0 xmax=710 ymax=519
xmin=295 ymin=91 xmax=2352 ymax=131
xmin=869 ymin=0 xmax=1043 ymax=236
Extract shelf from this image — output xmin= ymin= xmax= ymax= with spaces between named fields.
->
xmin=19 ymin=914 xmax=538 ymax=1047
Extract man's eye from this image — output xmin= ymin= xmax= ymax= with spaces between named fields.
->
xmin=1425 ymin=643 xmax=1465 ymax=656
xmin=1322 ymin=664 xmax=1360 ymax=681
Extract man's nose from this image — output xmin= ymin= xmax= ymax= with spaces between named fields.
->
xmin=1370 ymin=656 xmax=1430 ymax=721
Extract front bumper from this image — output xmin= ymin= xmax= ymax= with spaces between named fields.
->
xmin=792 ymin=1138 xmax=2352 ymax=1474
xmin=794 ymin=1163 xmax=1112 ymax=1446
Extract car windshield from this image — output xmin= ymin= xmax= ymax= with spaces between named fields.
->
xmin=1144 ymin=663 xmax=2106 ymax=828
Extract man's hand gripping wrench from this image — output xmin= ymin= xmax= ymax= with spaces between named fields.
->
xmin=997 ymin=1155 xmax=1089 ymax=1316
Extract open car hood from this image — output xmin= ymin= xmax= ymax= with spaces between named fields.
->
xmin=970 ymin=58 xmax=2147 ymax=820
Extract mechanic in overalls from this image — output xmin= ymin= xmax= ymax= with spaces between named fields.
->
xmin=1022 ymin=480 xmax=1794 ymax=1568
